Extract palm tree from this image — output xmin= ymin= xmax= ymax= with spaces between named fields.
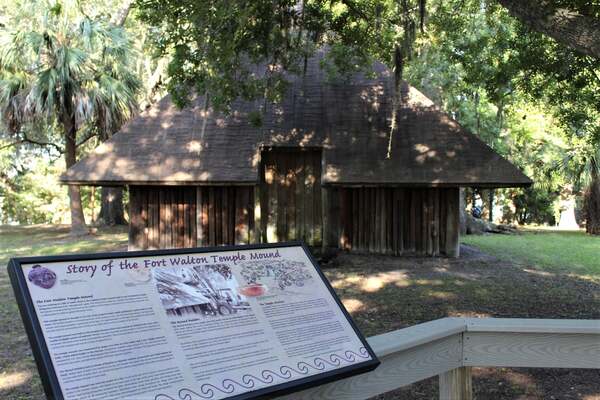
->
xmin=0 ymin=1 xmax=139 ymax=235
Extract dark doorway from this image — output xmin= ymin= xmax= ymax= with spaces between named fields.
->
xmin=260 ymin=148 xmax=322 ymax=246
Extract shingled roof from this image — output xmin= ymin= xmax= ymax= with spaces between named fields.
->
xmin=61 ymin=51 xmax=531 ymax=188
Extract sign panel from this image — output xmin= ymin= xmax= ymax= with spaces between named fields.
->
xmin=8 ymin=242 xmax=378 ymax=400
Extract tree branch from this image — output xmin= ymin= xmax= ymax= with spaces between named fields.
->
xmin=111 ymin=0 xmax=134 ymax=27
xmin=22 ymin=133 xmax=64 ymax=153
xmin=0 ymin=133 xmax=65 ymax=152
xmin=497 ymin=0 xmax=600 ymax=59
xmin=0 ymin=140 xmax=24 ymax=151
xmin=76 ymin=131 xmax=97 ymax=147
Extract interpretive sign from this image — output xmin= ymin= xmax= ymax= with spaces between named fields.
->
xmin=8 ymin=242 xmax=379 ymax=400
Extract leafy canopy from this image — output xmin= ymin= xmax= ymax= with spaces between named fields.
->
xmin=135 ymin=0 xmax=428 ymax=109
xmin=0 ymin=0 xmax=140 ymax=140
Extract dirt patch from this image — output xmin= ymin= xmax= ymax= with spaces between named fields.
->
xmin=320 ymin=245 xmax=600 ymax=399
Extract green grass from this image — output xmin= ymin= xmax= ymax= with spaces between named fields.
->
xmin=462 ymin=228 xmax=600 ymax=277
xmin=0 ymin=224 xmax=128 ymax=265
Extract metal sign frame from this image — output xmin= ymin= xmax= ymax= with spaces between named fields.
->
xmin=8 ymin=241 xmax=379 ymax=400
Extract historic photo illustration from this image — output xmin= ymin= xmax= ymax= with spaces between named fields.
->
xmin=239 ymin=260 xmax=314 ymax=296
xmin=153 ymin=264 xmax=251 ymax=317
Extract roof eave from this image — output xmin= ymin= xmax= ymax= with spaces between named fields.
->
xmin=322 ymin=180 xmax=533 ymax=188
xmin=59 ymin=178 xmax=259 ymax=186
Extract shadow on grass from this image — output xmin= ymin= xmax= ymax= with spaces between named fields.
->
xmin=320 ymin=246 xmax=600 ymax=400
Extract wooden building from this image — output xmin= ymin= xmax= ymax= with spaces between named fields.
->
xmin=61 ymin=52 xmax=531 ymax=257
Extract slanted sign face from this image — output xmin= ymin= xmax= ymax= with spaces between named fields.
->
xmin=8 ymin=243 xmax=378 ymax=400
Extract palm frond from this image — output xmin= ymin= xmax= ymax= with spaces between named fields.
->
xmin=0 ymin=0 xmax=141 ymax=143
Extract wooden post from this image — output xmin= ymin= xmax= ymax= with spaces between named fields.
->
xmin=445 ymin=188 xmax=460 ymax=257
xmin=488 ymin=189 xmax=494 ymax=222
xmin=90 ymin=186 xmax=95 ymax=224
xmin=321 ymin=185 xmax=330 ymax=252
xmin=251 ymin=185 xmax=262 ymax=243
xmin=439 ymin=367 xmax=472 ymax=400
xmin=128 ymin=186 xmax=138 ymax=250
xmin=196 ymin=187 xmax=202 ymax=246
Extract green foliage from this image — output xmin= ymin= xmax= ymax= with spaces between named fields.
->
xmin=0 ymin=0 xmax=597 ymax=230
xmin=0 ymin=0 xmax=141 ymax=138
xmin=0 ymin=139 xmax=104 ymax=224
xmin=0 ymin=155 xmax=69 ymax=224
xmin=134 ymin=0 xmax=428 ymax=109
xmin=405 ymin=0 xmax=598 ymax=226
xmin=510 ymin=188 xmax=557 ymax=225
xmin=0 ymin=0 xmax=144 ymax=227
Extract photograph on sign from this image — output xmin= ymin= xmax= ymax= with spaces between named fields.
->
xmin=8 ymin=243 xmax=379 ymax=400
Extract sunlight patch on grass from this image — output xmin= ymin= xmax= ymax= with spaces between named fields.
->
xmin=360 ymin=271 xmax=410 ymax=292
xmin=414 ymin=278 xmax=444 ymax=286
xmin=426 ymin=290 xmax=457 ymax=300
xmin=0 ymin=371 xmax=32 ymax=391
xmin=341 ymin=298 xmax=365 ymax=313
xmin=330 ymin=270 xmax=411 ymax=292
xmin=0 ymin=225 xmax=128 ymax=265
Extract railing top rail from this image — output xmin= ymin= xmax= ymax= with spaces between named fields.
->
xmin=370 ymin=318 xmax=600 ymax=356
xmin=275 ymin=317 xmax=600 ymax=400
xmin=465 ymin=318 xmax=600 ymax=334
xmin=369 ymin=317 xmax=466 ymax=357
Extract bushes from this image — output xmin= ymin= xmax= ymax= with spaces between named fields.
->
xmin=0 ymin=159 xmax=70 ymax=224
xmin=511 ymin=188 xmax=557 ymax=225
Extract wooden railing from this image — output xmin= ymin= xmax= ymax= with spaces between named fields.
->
xmin=275 ymin=318 xmax=600 ymax=400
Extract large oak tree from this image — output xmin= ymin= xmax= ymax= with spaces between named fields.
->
xmin=497 ymin=0 xmax=600 ymax=59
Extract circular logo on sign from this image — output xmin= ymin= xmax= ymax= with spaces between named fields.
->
xmin=28 ymin=265 xmax=56 ymax=289
xmin=128 ymin=267 xmax=151 ymax=283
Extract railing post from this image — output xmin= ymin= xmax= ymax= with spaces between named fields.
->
xmin=439 ymin=366 xmax=472 ymax=400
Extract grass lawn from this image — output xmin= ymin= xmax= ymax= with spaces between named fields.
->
xmin=1 ymin=225 xmax=599 ymax=399
xmin=0 ymin=225 xmax=128 ymax=266
xmin=462 ymin=228 xmax=600 ymax=277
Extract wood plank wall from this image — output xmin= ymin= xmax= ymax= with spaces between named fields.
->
xmin=261 ymin=149 xmax=322 ymax=246
xmin=129 ymin=186 xmax=197 ymax=250
xmin=129 ymin=183 xmax=460 ymax=256
xmin=327 ymin=187 xmax=460 ymax=257
xmin=197 ymin=186 xmax=255 ymax=246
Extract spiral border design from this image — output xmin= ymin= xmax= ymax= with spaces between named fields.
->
xmin=155 ymin=347 xmax=370 ymax=400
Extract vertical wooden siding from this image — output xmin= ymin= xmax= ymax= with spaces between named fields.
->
xmin=261 ymin=149 xmax=322 ymax=246
xmin=329 ymin=187 xmax=460 ymax=257
xmin=129 ymin=184 xmax=459 ymax=256
xmin=129 ymin=186 xmax=197 ymax=250
xmin=197 ymin=186 xmax=255 ymax=246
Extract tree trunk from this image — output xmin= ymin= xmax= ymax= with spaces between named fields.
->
xmin=98 ymin=187 xmax=127 ymax=225
xmin=496 ymin=0 xmax=600 ymax=59
xmin=110 ymin=0 xmax=134 ymax=27
xmin=585 ymin=165 xmax=600 ymax=235
xmin=64 ymin=116 xmax=87 ymax=236
xmin=488 ymin=189 xmax=494 ymax=222
xmin=96 ymin=120 xmax=127 ymax=225
xmin=459 ymin=188 xmax=467 ymax=235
